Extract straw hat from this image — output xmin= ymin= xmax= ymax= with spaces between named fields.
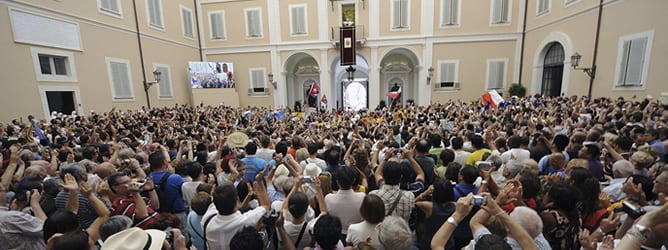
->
xmin=102 ymin=227 xmax=166 ymax=250
xmin=226 ymin=132 xmax=249 ymax=148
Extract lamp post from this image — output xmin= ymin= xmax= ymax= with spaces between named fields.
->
xmin=143 ymin=70 xmax=161 ymax=109
xmin=346 ymin=66 xmax=356 ymax=82
xmin=268 ymin=72 xmax=277 ymax=90
xmin=427 ymin=66 xmax=434 ymax=85
xmin=570 ymin=52 xmax=596 ymax=98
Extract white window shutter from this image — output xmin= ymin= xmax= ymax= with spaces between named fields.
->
xmin=111 ymin=62 xmax=131 ymax=99
xmin=211 ymin=13 xmax=225 ymax=39
xmin=488 ymin=61 xmax=505 ymax=89
xmin=451 ymin=0 xmax=458 ymax=24
xmin=252 ymin=70 xmax=264 ymax=88
xmin=626 ymin=37 xmax=648 ymax=84
xmin=493 ymin=0 xmax=507 ymax=23
xmin=400 ymin=0 xmax=408 ymax=28
xmin=248 ymin=10 xmax=261 ymax=37
xmin=617 ymin=40 xmax=630 ymax=85
xmin=297 ymin=7 xmax=305 ymax=34
xmin=149 ymin=0 xmax=162 ymax=27
xmin=157 ymin=67 xmax=172 ymax=98
xmin=182 ymin=9 xmax=193 ymax=37
xmin=392 ymin=0 xmax=401 ymax=28
xmin=439 ymin=63 xmax=448 ymax=82
xmin=446 ymin=63 xmax=456 ymax=82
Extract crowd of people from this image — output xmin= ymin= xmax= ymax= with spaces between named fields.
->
xmin=1 ymin=94 xmax=667 ymax=250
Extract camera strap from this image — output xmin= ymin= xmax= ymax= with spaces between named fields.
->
xmin=202 ymin=214 xmax=216 ymax=250
xmin=386 ymin=190 xmax=403 ymax=216
xmin=294 ymin=220 xmax=309 ymax=248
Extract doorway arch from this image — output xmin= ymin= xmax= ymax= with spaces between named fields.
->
xmin=541 ymin=42 xmax=564 ymax=97
xmin=379 ymin=47 xmax=420 ymax=106
xmin=330 ymin=54 xmax=369 ymax=111
xmin=283 ymin=52 xmax=320 ymax=109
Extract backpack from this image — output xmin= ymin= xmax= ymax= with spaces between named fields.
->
xmin=155 ymin=172 xmax=176 ymax=213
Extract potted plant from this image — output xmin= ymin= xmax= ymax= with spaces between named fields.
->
xmin=508 ymin=83 xmax=526 ymax=97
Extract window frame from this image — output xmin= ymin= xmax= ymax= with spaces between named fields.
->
xmin=30 ymin=47 xmax=78 ymax=82
xmin=536 ymin=0 xmax=550 ymax=17
xmin=439 ymin=0 xmax=460 ymax=28
xmin=146 ymin=0 xmax=165 ymax=31
xmin=97 ymin=0 xmax=123 ymax=18
xmin=485 ymin=58 xmax=508 ymax=90
xmin=244 ymin=8 xmax=264 ymax=39
xmin=248 ymin=68 xmax=269 ymax=95
xmin=489 ymin=0 xmax=512 ymax=26
xmin=390 ymin=0 xmax=410 ymax=31
xmin=564 ymin=0 xmax=581 ymax=8
xmin=105 ymin=57 xmax=135 ymax=101
xmin=613 ymin=30 xmax=654 ymax=90
xmin=288 ymin=4 xmax=308 ymax=36
xmin=208 ymin=11 xmax=227 ymax=41
xmin=153 ymin=64 xmax=174 ymax=100
xmin=436 ymin=60 xmax=460 ymax=90
xmin=180 ymin=5 xmax=195 ymax=39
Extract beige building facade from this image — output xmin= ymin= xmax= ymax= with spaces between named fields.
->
xmin=0 ymin=0 xmax=666 ymax=121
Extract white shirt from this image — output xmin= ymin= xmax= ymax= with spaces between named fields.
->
xmin=202 ymin=203 xmax=266 ymax=250
xmin=256 ymin=148 xmax=276 ymax=163
xmin=346 ymin=221 xmax=383 ymax=250
xmin=181 ymin=181 xmax=203 ymax=209
xmin=300 ymin=157 xmax=327 ymax=172
xmin=283 ymin=220 xmax=313 ymax=250
xmin=325 ymin=189 xmax=365 ymax=234
xmin=602 ymin=178 xmax=627 ymax=202
xmin=500 ymin=148 xmax=531 ymax=164
xmin=454 ymin=150 xmax=471 ymax=166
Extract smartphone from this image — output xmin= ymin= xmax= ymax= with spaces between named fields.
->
xmin=475 ymin=161 xmax=493 ymax=171
xmin=302 ymin=176 xmax=312 ymax=184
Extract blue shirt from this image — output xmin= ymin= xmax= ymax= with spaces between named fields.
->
xmin=186 ymin=211 xmax=204 ymax=250
xmin=240 ymin=155 xmax=267 ymax=181
xmin=149 ymin=171 xmax=186 ymax=213
xmin=453 ymin=183 xmax=478 ymax=199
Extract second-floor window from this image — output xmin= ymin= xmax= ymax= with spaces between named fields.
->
xmin=492 ymin=0 xmax=509 ymax=24
xmin=289 ymin=4 xmax=307 ymax=35
xmin=486 ymin=59 xmax=507 ymax=90
xmin=441 ymin=0 xmax=459 ymax=26
xmin=245 ymin=8 xmax=263 ymax=38
xmin=209 ymin=12 xmax=226 ymax=40
xmin=615 ymin=31 xmax=653 ymax=87
xmin=99 ymin=0 xmax=121 ymax=16
xmin=147 ymin=0 xmax=163 ymax=29
xmin=181 ymin=7 xmax=194 ymax=38
xmin=537 ymin=0 xmax=550 ymax=16
xmin=391 ymin=0 xmax=409 ymax=29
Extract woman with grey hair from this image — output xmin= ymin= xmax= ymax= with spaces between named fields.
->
xmin=378 ymin=216 xmax=412 ymax=250
xmin=99 ymin=215 xmax=133 ymax=242
xmin=503 ymin=160 xmax=524 ymax=180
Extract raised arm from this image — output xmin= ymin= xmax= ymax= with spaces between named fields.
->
xmin=60 ymin=173 xmax=80 ymax=214
xmin=313 ymin=175 xmax=327 ymax=215
xmin=29 ymin=189 xmax=47 ymax=220
xmin=1 ymin=146 xmax=20 ymax=190
xmin=254 ymin=165 xmax=271 ymax=211
xmin=479 ymin=193 xmax=537 ymax=250
xmin=403 ymin=148 xmax=425 ymax=182
xmin=431 ymin=194 xmax=474 ymax=250
xmin=80 ymin=181 xmax=110 ymax=243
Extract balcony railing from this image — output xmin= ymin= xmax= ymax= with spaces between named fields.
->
xmin=330 ymin=25 xmax=366 ymax=46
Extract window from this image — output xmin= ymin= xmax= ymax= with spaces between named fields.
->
xmin=99 ymin=0 xmax=121 ymax=16
xmin=30 ymin=47 xmax=77 ymax=82
xmin=180 ymin=6 xmax=194 ymax=39
xmin=146 ymin=0 xmax=163 ymax=29
xmin=491 ymin=0 xmax=509 ymax=24
xmin=154 ymin=65 xmax=173 ymax=99
xmin=249 ymin=68 xmax=269 ymax=94
xmin=437 ymin=60 xmax=459 ymax=89
xmin=245 ymin=8 xmax=263 ymax=38
xmin=440 ymin=0 xmax=459 ymax=27
xmin=537 ymin=0 xmax=550 ymax=16
xmin=289 ymin=4 xmax=307 ymax=36
xmin=615 ymin=31 xmax=654 ymax=87
xmin=209 ymin=11 xmax=226 ymax=40
xmin=486 ymin=59 xmax=507 ymax=90
xmin=391 ymin=0 xmax=409 ymax=29
xmin=106 ymin=58 xmax=134 ymax=100
xmin=564 ymin=0 xmax=578 ymax=6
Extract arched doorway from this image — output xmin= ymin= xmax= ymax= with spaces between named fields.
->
xmin=541 ymin=43 xmax=564 ymax=97
xmin=330 ymin=54 xmax=369 ymax=111
xmin=284 ymin=53 xmax=320 ymax=110
xmin=379 ymin=48 xmax=420 ymax=106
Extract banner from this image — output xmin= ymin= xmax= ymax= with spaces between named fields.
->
xmin=340 ymin=26 xmax=356 ymax=66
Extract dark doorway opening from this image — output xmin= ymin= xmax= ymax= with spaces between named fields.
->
xmin=46 ymin=91 xmax=76 ymax=115
xmin=541 ymin=42 xmax=564 ymax=97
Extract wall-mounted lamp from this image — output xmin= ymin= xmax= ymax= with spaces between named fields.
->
xmin=571 ymin=52 xmax=596 ymax=98
xmin=427 ymin=66 xmax=434 ymax=85
xmin=570 ymin=52 xmax=596 ymax=78
xmin=268 ymin=72 xmax=277 ymax=89
xmin=346 ymin=66 xmax=356 ymax=82
xmin=143 ymin=70 xmax=162 ymax=108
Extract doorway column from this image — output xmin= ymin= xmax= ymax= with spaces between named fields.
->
xmin=369 ymin=46 xmax=380 ymax=109
xmin=319 ymin=49 xmax=331 ymax=111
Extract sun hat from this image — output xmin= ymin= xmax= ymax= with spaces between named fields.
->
xmin=226 ymin=132 xmax=249 ymax=148
xmin=102 ymin=227 xmax=166 ymax=250
xmin=303 ymin=163 xmax=322 ymax=178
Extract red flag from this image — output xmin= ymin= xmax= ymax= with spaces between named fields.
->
xmin=321 ymin=94 xmax=328 ymax=104
xmin=309 ymin=82 xmax=320 ymax=97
